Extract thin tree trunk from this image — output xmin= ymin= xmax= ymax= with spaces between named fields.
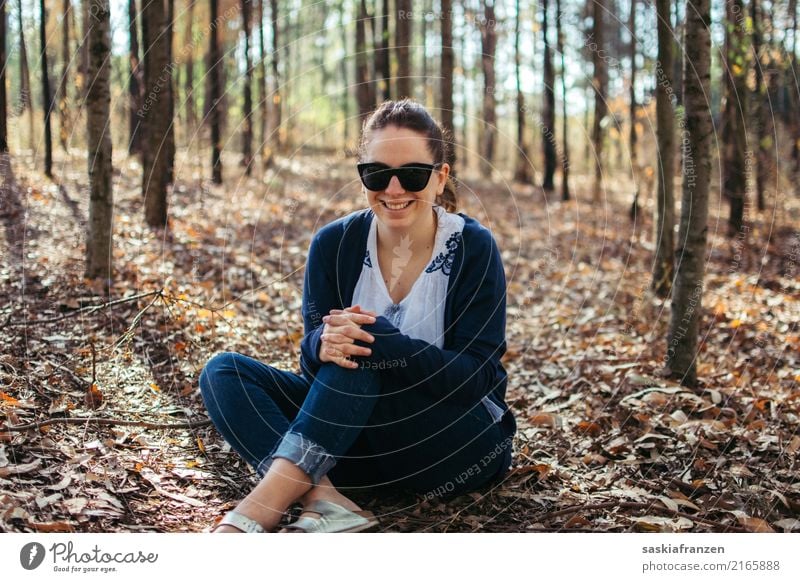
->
xmin=129 ymin=0 xmax=142 ymax=155
xmin=339 ymin=3 xmax=351 ymax=145
xmin=242 ymin=0 xmax=253 ymax=174
xmin=269 ymin=0 xmax=282 ymax=153
xmin=479 ymin=0 xmax=497 ymax=179
xmin=556 ymin=0 xmax=569 ymax=200
xmin=791 ymin=0 xmax=799 ymax=179
xmin=356 ymin=0 xmax=373 ymax=121
xmin=184 ymin=0 xmax=196 ymax=134
xmin=667 ymin=0 xmax=712 ymax=387
xmin=542 ymin=0 xmax=556 ymax=190
xmin=653 ymin=0 xmax=675 ymax=297
xmin=40 ymin=0 xmax=53 ymax=177
xmin=395 ymin=0 xmax=411 ymax=98
xmin=751 ymin=0 xmax=768 ymax=212
xmin=142 ymin=0 xmax=171 ymax=223
xmin=85 ymin=0 xmax=113 ymax=281
xmin=16 ymin=0 xmax=33 ymax=151
xmin=58 ymin=0 xmax=71 ymax=151
xmin=210 ymin=0 xmax=222 ymax=184
xmin=165 ymin=0 xmax=175 ymax=184
xmin=81 ymin=0 xmax=89 ymax=99
xmin=376 ymin=0 xmax=390 ymax=101
xmin=722 ymin=0 xmax=748 ymax=237
xmin=258 ymin=0 xmax=269 ymax=168
xmin=591 ymin=0 xmax=608 ymax=202
xmin=513 ymin=0 xmax=530 ymax=183
xmin=629 ymin=0 xmax=638 ymax=207
xmin=441 ymin=0 xmax=454 ymax=150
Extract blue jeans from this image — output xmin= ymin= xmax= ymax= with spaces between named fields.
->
xmin=199 ymin=352 xmax=512 ymax=497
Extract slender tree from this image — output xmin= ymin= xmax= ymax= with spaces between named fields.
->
xmin=85 ymin=0 xmax=113 ymax=281
xmin=16 ymin=0 xmax=33 ymax=150
xmin=40 ymin=0 xmax=54 ymax=177
xmin=210 ymin=0 xmax=223 ymax=184
xmin=242 ymin=0 xmax=253 ymax=174
xmin=375 ymin=0 xmax=390 ymax=100
xmin=666 ymin=0 xmax=712 ymax=387
xmin=542 ymin=0 xmax=556 ymax=190
xmin=513 ymin=0 xmax=531 ymax=183
xmin=653 ymin=0 xmax=675 ymax=297
xmin=751 ymin=0 xmax=769 ymax=211
xmin=356 ymin=0 xmax=374 ymax=121
xmin=591 ymin=0 xmax=608 ymax=201
xmin=129 ymin=0 xmax=142 ymax=154
xmin=257 ymin=0 xmax=270 ymax=167
xmin=791 ymin=0 xmax=799 ymax=178
xmin=441 ymin=0 xmax=455 ymax=151
xmin=142 ymin=0 xmax=171 ymax=223
xmin=395 ymin=0 xmax=411 ymax=98
xmin=165 ymin=0 xmax=175 ymax=184
xmin=556 ymin=0 xmax=569 ymax=200
xmin=184 ymin=0 xmax=196 ymax=133
xmin=628 ymin=0 xmax=638 ymax=211
xmin=269 ymin=0 xmax=282 ymax=152
xmin=479 ymin=0 xmax=497 ymax=179
xmin=58 ymin=0 xmax=71 ymax=151
xmin=722 ymin=0 xmax=748 ymax=236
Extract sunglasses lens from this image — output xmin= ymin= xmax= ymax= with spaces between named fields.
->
xmin=397 ymin=166 xmax=432 ymax=191
xmin=358 ymin=163 xmax=436 ymax=192
xmin=359 ymin=164 xmax=391 ymax=191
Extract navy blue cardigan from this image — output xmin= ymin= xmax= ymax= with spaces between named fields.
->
xmin=299 ymin=208 xmax=516 ymax=440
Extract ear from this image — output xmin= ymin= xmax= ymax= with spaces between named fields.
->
xmin=436 ymin=163 xmax=451 ymax=194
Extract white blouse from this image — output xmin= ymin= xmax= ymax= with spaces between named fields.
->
xmin=351 ymin=205 xmax=465 ymax=348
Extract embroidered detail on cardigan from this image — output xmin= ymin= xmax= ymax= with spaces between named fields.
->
xmin=363 ymin=249 xmax=373 ymax=268
xmin=425 ymin=232 xmax=461 ymax=275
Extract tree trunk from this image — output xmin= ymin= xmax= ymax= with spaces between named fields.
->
xmin=652 ymin=0 xmax=675 ymax=297
xmin=129 ymin=0 xmax=142 ymax=155
xmin=338 ymin=1 xmax=350 ymax=144
xmin=722 ymin=0 xmax=748 ymax=237
xmin=356 ymin=0 xmax=374 ymax=121
xmin=395 ymin=0 xmax=411 ymax=98
xmin=513 ymin=0 xmax=530 ymax=184
xmin=556 ymin=0 xmax=569 ymax=200
xmin=242 ymin=0 xmax=253 ymax=174
xmin=440 ymin=0 xmax=455 ymax=153
xmin=85 ymin=0 xmax=113 ymax=281
xmin=142 ymin=0 xmax=171 ymax=223
xmin=209 ymin=0 xmax=222 ymax=184
xmin=164 ymin=0 xmax=175 ymax=184
xmin=666 ymin=0 xmax=712 ymax=387
xmin=751 ymin=0 xmax=769 ymax=212
xmin=40 ymin=0 xmax=54 ymax=177
xmin=269 ymin=0 xmax=282 ymax=152
xmin=0 ymin=0 xmax=6 ymax=153
xmin=629 ymin=0 xmax=638 ymax=205
xmin=375 ymin=0 xmax=390 ymax=101
xmin=258 ymin=0 xmax=270 ymax=168
xmin=791 ymin=0 xmax=799 ymax=178
xmin=58 ymin=0 xmax=71 ymax=151
xmin=591 ymin=0 xmax=607 ymax=202
xmin=185 ymin=0 xmax=196 ymax=134
xmin=479 ymin=0 xmax=497 ymax=179
xmin=81 ymin=0 xmax=89 ymax=99
xmin=542 ymin=0 xmax=556 ymax=191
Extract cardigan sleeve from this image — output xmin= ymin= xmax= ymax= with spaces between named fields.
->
xmin=299 ymin=230 xmax=341 ymax=379
xmin=354 ymin=225 xmax=507 ymax=405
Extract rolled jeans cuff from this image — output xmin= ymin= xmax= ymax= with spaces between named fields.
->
xmin=256 ymin=430 xmax=337 ymax=485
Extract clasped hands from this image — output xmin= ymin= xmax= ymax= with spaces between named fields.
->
xmin=318 ymin=305 xmax=378 ymax=369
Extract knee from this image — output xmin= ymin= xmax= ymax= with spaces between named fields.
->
xmin=316 ymin=362 xmax=381 ymax=393
xmin=198 ymin=351 xmax=243 ymax=397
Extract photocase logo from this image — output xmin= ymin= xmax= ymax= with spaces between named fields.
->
xmin=20 ymin=542 xmax=46 ymax=570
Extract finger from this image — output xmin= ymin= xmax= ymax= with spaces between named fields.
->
xmin=346 ymin=305 xmax=378 ymax=317
xmin=327 ymin=325 xmax=374 ymax=344
xmin=323 ymin=313 xmax=377 ymax=326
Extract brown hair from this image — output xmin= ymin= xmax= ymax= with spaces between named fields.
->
xmin=357 ymin=99 xmax=457 ymax=212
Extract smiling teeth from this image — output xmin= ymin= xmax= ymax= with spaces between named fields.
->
xmin=385 ymin=201 xmax=413 ymax=210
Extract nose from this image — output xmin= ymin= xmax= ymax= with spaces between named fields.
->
xmin=385 ymin=174 xmax=405 ymax=194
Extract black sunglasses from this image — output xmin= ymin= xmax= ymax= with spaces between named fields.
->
xmin=357 ymin=162 xmax=441 ymax=192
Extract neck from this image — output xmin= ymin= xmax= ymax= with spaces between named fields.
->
xmin=376 ymin=206 xmax=438 ymax=252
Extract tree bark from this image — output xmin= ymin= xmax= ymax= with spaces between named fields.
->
xmin=269 ymin=0 xmax=282 ymax=153
xmin=556 ymin=0 xmax=569 ymax=200
xmin=129 ymin=0 xmax=142 ymax=155
xmin=722 ymin=0 xmax=748 ymax=237
xmin=440 ymin=0 xmax=454 ymax=151
xmin=142 ymin=0 xmax=171 ymax=223
xmin=591 ymin=0 xmax=608 ymax=202
xmin=666 ymin=0 xmax=712 ymax=387
xmin=85 ymin=0 xmax=113 ymax=281
xmin=750 ymin=0 xmax=769 ymax=212
xmin=375 ymin=0 xmax=390 ymax=101
xmin=257 ymin=0 xmax=269 ymax=168
xmin=479 ymin=0 xmax=497 ymax=179
xmin=542 ymin=0 xmax=556 ymax=191
xmin=791 ymin=0 xmax=799 ymax=178
xmin=653 ymin=0 xmax=675 ymax=298
xmin=629 ymin=0 xmax=638 ymax=203
xmin=164 ymin=0 xmax=175 ymax=184
xmin=209 ymin=0 xmax=223 ymax=184
xmin=40 ymin=0 xmax=54 ymax=177
xmin=513 ymin=0 xmax=530 ymax=184
xmin=395 ymin=0 xmax=412 ymax=98
xmin=242 ymin=0 xmax=253 ymax=174
xmin=356 ymin=0 xmax=374 ymax=121
xmin=58 ymin=0 xmax=71 ymax=151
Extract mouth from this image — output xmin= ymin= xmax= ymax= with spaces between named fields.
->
xmin=380 ymin=200 xmax=416 ymax=211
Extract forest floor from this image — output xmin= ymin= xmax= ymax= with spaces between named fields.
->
xmin=1 ymin=148 xmax=799 ymax=533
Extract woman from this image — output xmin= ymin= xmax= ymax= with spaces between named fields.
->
xmin=199 ymin=99 xmax=516 ymax=533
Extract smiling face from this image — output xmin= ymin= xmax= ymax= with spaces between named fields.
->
xmin=361 ymin=125 xmax=450 ymax=231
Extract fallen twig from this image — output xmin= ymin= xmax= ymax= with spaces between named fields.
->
xmin=4 ymin=416 xmax=212 ymax=432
